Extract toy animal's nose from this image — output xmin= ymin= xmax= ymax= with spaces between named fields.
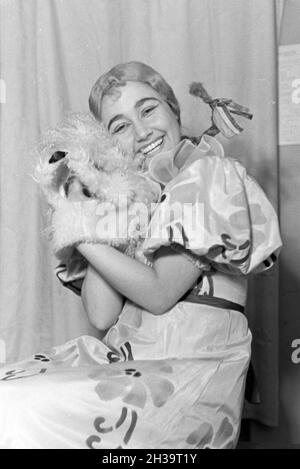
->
xmin=49 ymin=151 xmax=68 ymax=163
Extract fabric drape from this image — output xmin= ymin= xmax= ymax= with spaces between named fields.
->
xmin=0 ymin=0 xmax=280 ymax=426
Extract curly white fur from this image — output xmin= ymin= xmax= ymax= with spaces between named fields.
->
xmin=34 ymin=112 xmax=161 ymax=259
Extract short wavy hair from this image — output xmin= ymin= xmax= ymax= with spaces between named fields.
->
xmin=89 ymin=61 xmax=181 ymax=125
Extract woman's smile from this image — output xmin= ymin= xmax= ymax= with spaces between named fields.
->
xmin=139 ymin=136 xmax=164 ymax=157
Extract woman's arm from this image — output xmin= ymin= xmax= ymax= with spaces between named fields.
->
xmin=65 ymin=180 xmax=124 ymax=333
xmin=77 ymin=243 xmax=200 ymax=315
xmin=81 ymin=263 xmax=124 ymax=332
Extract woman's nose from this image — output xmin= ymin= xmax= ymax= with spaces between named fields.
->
xmin=133 ymin=120 xmax=152 ymax=141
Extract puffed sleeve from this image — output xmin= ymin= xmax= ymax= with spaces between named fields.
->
xmin=142 ymin=154 xmax=282 ymax=275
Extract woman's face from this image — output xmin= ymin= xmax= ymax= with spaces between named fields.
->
xmin=101 ymin=81 xmax=181 ymax=164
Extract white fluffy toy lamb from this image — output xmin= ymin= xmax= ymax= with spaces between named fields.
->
xmin=34 ymin=113 xmax=161 ymax=261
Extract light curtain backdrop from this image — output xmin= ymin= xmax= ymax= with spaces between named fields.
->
xmin=0 ymin=0 xmax=280 ymax=426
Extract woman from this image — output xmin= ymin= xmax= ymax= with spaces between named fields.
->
xmin=0 ymin=62 xmax=281 ymax=449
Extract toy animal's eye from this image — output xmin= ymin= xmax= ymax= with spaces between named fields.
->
xmin=82 ymin=186 xmax=91 ymax=198
xmin=49 ymin=151 xmax=68 ymax=164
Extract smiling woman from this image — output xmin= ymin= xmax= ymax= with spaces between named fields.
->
xmin=90 ymin=62 xmax=182 ymax=170
xmin=0 ymin=61 xmax=282 ymax=449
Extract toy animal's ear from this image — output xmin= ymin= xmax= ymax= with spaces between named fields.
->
xmin=49 ymin=151 xmax=68 ymax=164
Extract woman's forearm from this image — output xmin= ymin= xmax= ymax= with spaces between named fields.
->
xmin=77 ymin=243 xmax=200 ymax=315
xmin=81 ymin=263 xmax=124 ymax=331
xmin=79 ymin=244 xmax=162 ymax=313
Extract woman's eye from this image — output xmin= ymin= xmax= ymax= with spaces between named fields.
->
xmin=111 ymin=123 xmax=129 ymax=135
xmin=141 ymin=105 xmax=157 ymax=117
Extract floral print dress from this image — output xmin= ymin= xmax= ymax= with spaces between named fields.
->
xmin=0 ymin=137 xmax=282 ymax=449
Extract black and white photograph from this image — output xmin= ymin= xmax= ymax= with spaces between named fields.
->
xmin=0 ymin=0 xmax=298 ymax=451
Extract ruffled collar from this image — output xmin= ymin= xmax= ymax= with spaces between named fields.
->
xmin=145 ymin=135 xmax=225 ymax=185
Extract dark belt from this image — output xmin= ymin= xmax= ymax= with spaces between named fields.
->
xmin=182 ymin=293 xmax=245 ymax=314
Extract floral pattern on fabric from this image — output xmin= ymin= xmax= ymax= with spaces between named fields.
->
xmin=186 ymin=422 xmax=214 ymax=448
xmin=85 ymin=360 xmax=175 ymax=449
xmin=143 ymin=151 xmax=282 ymax=275
xmin=0 ymin=305 xmax=252 ymax=449
xmin=89 ymin=360 xmax=175 ymax=409
xmin=86 ymin=406 xmax=139 ymax=449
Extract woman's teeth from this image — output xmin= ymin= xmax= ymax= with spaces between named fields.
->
xmin=142 ymin=138 xmax=163 ymax=156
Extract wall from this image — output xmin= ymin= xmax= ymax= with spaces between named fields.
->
xmin=252 ymin=0 xmax=300 ymax=445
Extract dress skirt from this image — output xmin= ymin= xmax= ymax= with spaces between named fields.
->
xmin=0 ymin=300 xmax=251 ymax=449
